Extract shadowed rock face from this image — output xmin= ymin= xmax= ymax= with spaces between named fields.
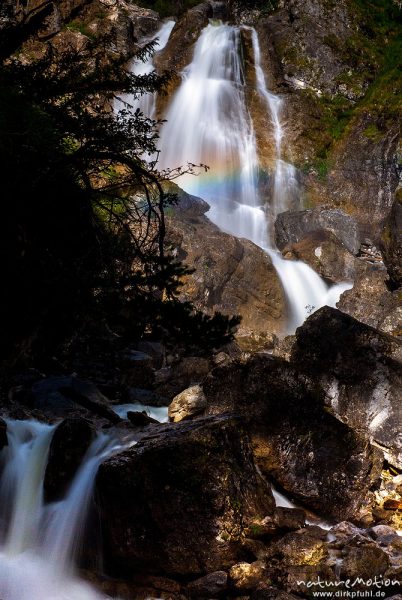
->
xmin=203 ymin=352 xmax=382 ymax=521
xmin=292 ymin=306 xmax=402 ymax=469
xmin=381 ymin=191 xmax=402 ymax=289
xmin=166 ymin=189 xmax=287 ymax=347
xmin=96 ymin=414 xmax=275 ymax=577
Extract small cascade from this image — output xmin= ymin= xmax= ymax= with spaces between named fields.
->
xmin=0 ymin=419 xmax=129 ymax=600
xmin=115 ymin=20 xmax=175 ymax=120
xmin=158 ymin=22 xmax=352 ymax=332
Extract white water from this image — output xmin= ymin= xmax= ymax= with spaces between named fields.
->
xmin=115 ymin=20 xmax=175 ymax=120
xmin=0 ymin=419 xmax=128 ymax=600
xmin=158 ymin=22 xmax=352 ymax=332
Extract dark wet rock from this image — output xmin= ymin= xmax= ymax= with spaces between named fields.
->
xmin=86 ymin=571 xmax=183 ymax=600
xmin=31 ymin=376 xmax=121 ymax=423
xmin=155 ymin=355 xmax=211 ymax=400
xmin=292 ymin=306 xmax=402 ymax=469
xmin=380 ymin=191 xmax=402 ymax=288
xmin=284 ymin=564 xmax=336 ymax=596
xmin=126 ymin=387 xmax=168 ymax=407
xmin=250 ymin=586 xmax=300 ymax=600
xmin=275 ymin=207 xmax=360 ymax=255
xmin=166 ymin=189 xmax=287 ymax=349
xmin=274 ymin=507 xmax=306 ymax=531
xmin=204 ymin=353 xmax=382 ymax=520
xmin=96 ymin=414 xmax=274 ymax=576
xmin=44 ymin=417 xmax=95 ymax=501
xmin=126 ymin=411 xmax=158 ymax=427
xmin=229 ymin=561 xmax=267 ymax=593
xmin=0 ymin=418 xmax=8 ymax=450
xmin=120 ymin=351 xmax=154 ymax=388
xmin=242 ymin=538 xmax=271 ymax=561
xmin=245 ymin=516 xmax=281 ymax=540
xmin=135 ymin=341 xmax=165 ymax=370
xmin=340 ymin=538 xmax=390 ymax=580
xmin=272 ymin=528 xmax=328 ymax=566
xmin=168 ymin=385 xmax=207 ymax=422
xmin=246 ymin=508 xmax=305 ymax=540
xmin=329 ymin=521 xmax=366 ymax=544
xmin=187 ymin=571 xmax=228 ymax=597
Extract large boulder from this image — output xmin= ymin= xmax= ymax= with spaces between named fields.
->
xmin=275 ymin=207 xmax=360 ymax=255
xmin=203 ymin=354 xmax=382 ymax=520
xmin=168 ymin=385 xmax=207 ymax=422
xmin=292 ymin=306 xmax=402 ymax=469
xmin=96 ymin=414 xmax=275 ymax=576
xmin=166 ymin=189 xmax=287 ymax=347
xmin=380 ymin=191 xmax=402 ymax=289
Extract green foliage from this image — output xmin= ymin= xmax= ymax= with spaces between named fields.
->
xmin=363 ymin=123 xmax=382 ymax=141
xmin=64 ymin=19 xmax=96 ymax=39
xmin=304 ymin=0 xmax=401 ymax=171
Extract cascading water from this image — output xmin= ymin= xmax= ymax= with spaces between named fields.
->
xmin=249 ymin=29 xmax=352 ymax=330
xmin=158 ymin=23 xmax=268 ymax=246
xmin=158 ymin=22 xmax=352 ymax=332
xmin=115 ymin=20 xmax=175 ymax=120
xmin=0 ymin=419 xmax=129 ymax=600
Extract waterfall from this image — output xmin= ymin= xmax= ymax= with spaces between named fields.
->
xmin=158 ymin=22 xmax=352 ymax=332
xmin=115 ymin=20 xmax=176 ymax=120
xmin=0 ymin=419 xmax=127 ymax=600
xmin=158 ymin=23 xmax=268 ymax=247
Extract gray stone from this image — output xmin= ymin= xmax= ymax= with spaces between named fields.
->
xmin=275 ymin=207 xmax=360 ymax=255
xmin=187 ymin=571 xmax=228 ymax=597
xmin=168 ymin=385 xmax=207 ymax=422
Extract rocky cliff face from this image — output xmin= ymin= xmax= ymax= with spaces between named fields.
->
xmin=14 ymin=0 xmax=160 ymax=63
xmin=166 ymin=188 xmax=287 ymax=348
xmin=252 ymin=0 xmax=401 ymax=241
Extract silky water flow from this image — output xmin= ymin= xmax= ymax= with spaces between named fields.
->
xmin=0 ymin=419 xmax=130 ymax=600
